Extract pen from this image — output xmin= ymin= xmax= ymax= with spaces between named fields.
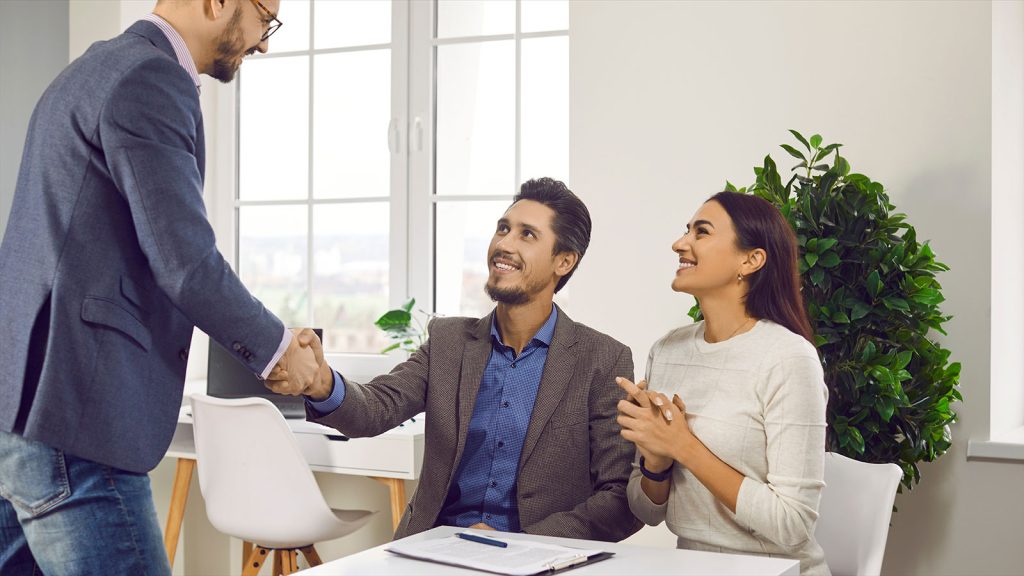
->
xmin=455 ymin=532 xmax=508 ymax=548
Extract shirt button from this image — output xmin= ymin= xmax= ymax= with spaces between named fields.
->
xmin=497 ymin=441 xmax=505 ymax=448
xmin=491 ymin=480 xmax=498 ymax=488
xmin=502 ymin=401 xmax=510 ymax=408
xmin=511 ymin=362 xmax=516 ymax=368
xmin=485 ymin=514 xmax=492 ymax=520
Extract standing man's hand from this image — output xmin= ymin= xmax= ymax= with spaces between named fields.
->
xmin=265 ymin=328 xmax=334 ymax=399
xmin=266 ymin=329 xmax=321 ymax=395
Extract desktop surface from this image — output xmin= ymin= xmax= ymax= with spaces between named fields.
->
xmin=295 ymin=526 xmax=801 ymax=576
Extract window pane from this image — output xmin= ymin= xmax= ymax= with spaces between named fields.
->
xmin=521 ymin=0 xmax=568 ymax=33
xmin=314 ymin=0 xmax=391 ymax=49
xmin=238 ymin=205 xmax=308 ymax=327
xmin=313 ymin=202 xmax=390 ymax=354
xmin=313 ymin=50 xmax=390 ymax=199
xmin=436 ymin=41 xmax=514 ymax=196
xmin=267 ymin=0 xmax=310 ymax=53
xmin=239 ymin=56 xmax=309 ymax=201
xmin=520 ymin=36 xmax=568 ymax=185
xmin=436 ymin=0 xmax=514 ymax=39
xmin=435 ymin=200 xmax=509 ymax=317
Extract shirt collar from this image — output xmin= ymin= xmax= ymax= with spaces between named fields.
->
xmin=490 ymin=306 xmax=559 ymax=349
xmin=141 ymin=14 xmax=202 ymax=93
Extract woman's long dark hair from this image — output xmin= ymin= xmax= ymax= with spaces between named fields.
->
xmin=709 ymin=191 xmax=814 ymax=344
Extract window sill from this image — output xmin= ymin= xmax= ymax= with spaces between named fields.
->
xmin=967 ymin=426 xmax=1024 ymax=462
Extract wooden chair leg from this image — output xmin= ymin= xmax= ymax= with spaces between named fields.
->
xmin=242 ymin=545 xmax=271 ymax=576
xmin=299 ymin=545 xmax=323 ymax=567
xmin=163 ymin=458 xmax=195 ymax=569
xmin=282 ymin=549 xmax=299 ymax=574
xmin=242 ymin=541 xmax=254 ymax=573
xmin=273 ymin=549 xmax=283 ymax=575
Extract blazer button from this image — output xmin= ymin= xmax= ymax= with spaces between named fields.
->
xmin=232 ymin=342 xmax=242 ymax=351
xmin=179 ymin=349 xmax=189 ymax=362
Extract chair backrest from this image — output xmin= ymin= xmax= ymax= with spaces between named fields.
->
xmin=189 ymin=394 xmax=341 ymax=545
xmin=815 ymin=452 xmax=903 ymax=576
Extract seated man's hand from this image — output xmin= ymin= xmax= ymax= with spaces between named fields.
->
xmin=468 ymin=522 xmax=496 ymax=531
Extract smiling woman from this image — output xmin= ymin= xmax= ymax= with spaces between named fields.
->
xmin=618 ymin=191 xmax=830 ymax=576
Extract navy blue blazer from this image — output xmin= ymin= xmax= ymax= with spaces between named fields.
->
xmin=0 ymin=21 xmax=285 ymax=473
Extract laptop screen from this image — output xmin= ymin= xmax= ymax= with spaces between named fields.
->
xmin=206 ymin=329 xmax=321 ymax=417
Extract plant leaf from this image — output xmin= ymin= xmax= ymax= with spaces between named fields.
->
xmin=789 ymin=129 xmax=811 ymax=151
xmin=780 ymin=144 xmax=806 ymax=162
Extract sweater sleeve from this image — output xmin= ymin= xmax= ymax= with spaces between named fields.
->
xmin=734 ymin=351 xmax=828 ymax=549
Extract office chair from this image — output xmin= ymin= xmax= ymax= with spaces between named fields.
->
xmin=814 ymin=452 xmax=903 ymax=576
xmin=190 ymin=394 xmax=375 ymax=575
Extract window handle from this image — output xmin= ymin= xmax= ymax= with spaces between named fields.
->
xmin=411 ymin=117 xmax=423 ymax=152
xmin=388 ymin=118 xmax=401 ymax=154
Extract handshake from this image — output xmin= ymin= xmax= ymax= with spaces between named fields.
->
xmin=265 ymin=328 xmax=333 ymax=401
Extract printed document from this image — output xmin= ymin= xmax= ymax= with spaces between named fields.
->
xmin=386 ymin=533 xmax=610 ymax=575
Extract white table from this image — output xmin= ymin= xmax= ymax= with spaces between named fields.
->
xmin=295 ymin=526 xmax=801 ymax=575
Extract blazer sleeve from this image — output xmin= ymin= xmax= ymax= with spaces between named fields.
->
xmin=99 ymin=57 xmax=284 ymax=372
xmin=522 ymin=345 xmax=643 ymax=541
xmin=309 ymin=320 xmax=435 ymax=437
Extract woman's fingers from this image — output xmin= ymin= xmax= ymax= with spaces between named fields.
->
xmin=649 ymin=391 xmax=674 ymax=422
xmin=616 ymin=377 xmax=652 ymax=408
xmin=672 ymin=394 xmax=686 ymax=413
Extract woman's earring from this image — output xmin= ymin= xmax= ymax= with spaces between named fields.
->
xmin=737 ymin=273 xmax=744 ymax=283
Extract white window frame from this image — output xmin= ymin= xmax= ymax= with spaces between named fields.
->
xmin=211 ymin=0 xmax=569 ymax=377
xmin=407 ymin=0 xmax=570 ymax=313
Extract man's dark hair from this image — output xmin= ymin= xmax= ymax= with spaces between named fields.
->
xmin=512 ymin=177 xmax=591 ymax=293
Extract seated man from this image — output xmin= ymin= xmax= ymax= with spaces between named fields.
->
xmin=269 ymin=177 xmax=641 ymax=541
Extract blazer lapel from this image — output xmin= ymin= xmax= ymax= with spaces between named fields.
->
xmin=519 ymin=305 xmax=579 ymax=467
xmin=451 ymin=313 xmax=494 ymax=473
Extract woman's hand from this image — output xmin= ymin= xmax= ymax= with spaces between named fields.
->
xmin=616 ymin=377 xmax=694 ymax=469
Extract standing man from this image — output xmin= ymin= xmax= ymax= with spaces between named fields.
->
xmin=271 ymin=178 xmax=642 ymax=542
xmin=0 ymin=1 xmax=317 ymax=574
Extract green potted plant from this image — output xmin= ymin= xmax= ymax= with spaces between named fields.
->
xmin=374 ymin=298 xmax=435 ymax=354
xmin=690 ymin=131 xmax=961 ymax=490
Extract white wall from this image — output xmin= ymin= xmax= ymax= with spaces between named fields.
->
xmin=569 ymin=1 xmax=1024 ymax=574
xmin=0 ymin=1 xmax=68 ymax=237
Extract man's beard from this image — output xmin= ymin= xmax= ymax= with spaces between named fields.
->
xmin=485 ymin=282 xmax=530 ymax=306
xmin=210 ymin=6 xmax=249 ymax=83
xmin=484 ymin=266 xmax=548 ymax=306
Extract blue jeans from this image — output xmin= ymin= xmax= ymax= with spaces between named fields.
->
xmin=0 ymin=431 xmax=171 ymax=576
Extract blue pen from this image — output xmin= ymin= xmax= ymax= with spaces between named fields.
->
xmin=456 ymin=532 xmax=508 ymax=548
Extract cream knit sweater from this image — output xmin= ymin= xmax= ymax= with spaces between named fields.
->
xmin=627 ymin=320 xmax=831 ymax=576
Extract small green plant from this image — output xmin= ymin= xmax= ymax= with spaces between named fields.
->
xmin=374 ymin=298 xmax=435 ymax=354
xmin=690 ymin=130 xmax=961 ymax=490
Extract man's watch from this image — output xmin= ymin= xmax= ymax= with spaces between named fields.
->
xmin=639 ymin=456 xmax=673 ymax=482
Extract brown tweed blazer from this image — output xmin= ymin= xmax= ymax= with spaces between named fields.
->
xmin=310 ymin=305 xmax=642 ymax=542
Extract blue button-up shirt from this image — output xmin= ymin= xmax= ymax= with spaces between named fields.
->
xmin=436 ymin=307 xmax=557 ymax=532
xmin=306 ymin=307 xmax=558 ymax=532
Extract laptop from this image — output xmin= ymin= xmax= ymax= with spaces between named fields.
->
xmin=206 ymin=330 xmax=322 ymax=419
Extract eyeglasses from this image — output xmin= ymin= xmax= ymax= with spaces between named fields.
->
xmin=248 ymin=0 xmax=283 ymax=43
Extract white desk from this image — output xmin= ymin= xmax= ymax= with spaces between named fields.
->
xmin=295 ymin=526 xmax=801 ymax=576
xmin=162 ymin=385 xmax=424 ymax=569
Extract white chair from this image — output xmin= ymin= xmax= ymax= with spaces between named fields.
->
xmin=190 ymin=394 xmax=375 ymax=575
xmin=815 ymin=451 xmax=903 ymax=576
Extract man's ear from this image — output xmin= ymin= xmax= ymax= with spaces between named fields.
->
xmin=741 ymin=248 xmax=767 ymax=276
xmin=554 ymin=251 xmax=579 ymax=279
xmin=205 ymin=0 xmax=228 ymax=21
